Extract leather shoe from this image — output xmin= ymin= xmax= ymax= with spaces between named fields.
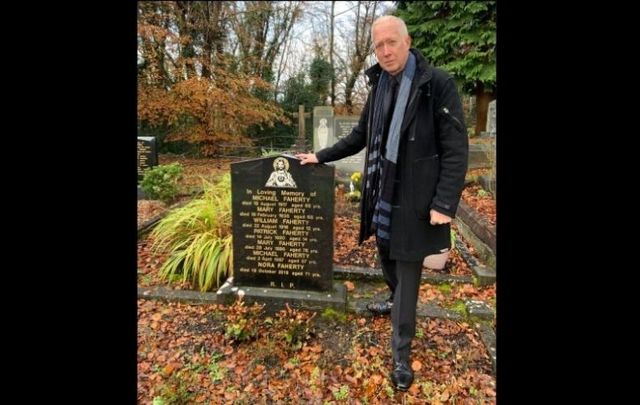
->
xmin=366 ymin=299 xmax=393 ymax=315
xmin=390 ymin=360 xmax=414 ymax=391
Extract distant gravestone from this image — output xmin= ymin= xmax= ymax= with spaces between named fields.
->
xmin=332 ymin=116 xmax=365 ymax=182
xmin=229 ymin=155 xmax=335 ymax=291
xmin=486 ymin=99 xmax=496 ymax=137
xmin=477 ymin=99 xmax=497 ymax=197
xmin=137 ymin=136 xmax=158 ymax=182
xmin=313 ymin=106 xmax=335 ymax=151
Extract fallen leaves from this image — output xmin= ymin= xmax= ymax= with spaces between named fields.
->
xmin=137 ymin=156 xmax=496 ymax=403
xmin=333 ymin=216 xmax=378 ymax=268
xmin=462 ymin=184 xmax=496 ymax=225
xmin=138 ymin=299 xmax=496 ymax=404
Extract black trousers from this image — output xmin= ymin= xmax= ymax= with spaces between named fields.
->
xmin=379 ymin=244 xmax=423 ymax=363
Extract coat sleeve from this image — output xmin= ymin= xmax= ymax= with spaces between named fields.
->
xmin=430 ymin=77 xmax=469 ymax=218
xmin=315 ymin=92 xmax=371 ymax=163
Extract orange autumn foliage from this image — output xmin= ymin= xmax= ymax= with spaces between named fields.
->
xmin=138 ymin=64 xmax=288 ymax=156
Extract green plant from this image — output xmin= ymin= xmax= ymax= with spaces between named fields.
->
xmin=223 ymin=301 xmax=264 ymax=343
xmin=153 ymin=373 xmax=193 ymax=404
xmin=333 ymin=385 xmax=349 ymax=401
xmin=447 ymin=300 xmax=468 ymax=317
xmin=225 ymin=318 xmax=255 ymax=342
xmin=275 ymin=304 xmax=316 ymax=351
xmin=321 ymin=307 xmax=347 ymax=323
xmin=151 ymin=174 xmax=232 ymax=292
xmin=208 ymin=355 xmax=227 ymax=382
xmin=141 ymin=162 xmax=184 ymax=204
xmin=384 ymin=384 xmax=395 ymax=398
xmin=437 ymin=283 xmax=453 ymax=295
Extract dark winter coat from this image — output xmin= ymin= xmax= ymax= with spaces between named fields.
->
xmin=316 ymin=48 xmax=468 ymax=261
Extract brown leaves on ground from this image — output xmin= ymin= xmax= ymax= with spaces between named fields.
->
xmin=419 ymin=282 xmax=496 ymax=309
xmin=462 ymin=184 xmax=496 ymax=226
xmin=137 ymin=156 xmax=496 ymax=402
xmin=333 ymin=215 xmax=378 ymax=268
xmin=138 ymin=300 xmax=495 ymax=404
xmin=137 ymin=200 xmax=166 ymax=227
xmin=153 ymin=155 xmax=235 ymax=196
xmin=437 ymin=244 xmax=473 ymax=276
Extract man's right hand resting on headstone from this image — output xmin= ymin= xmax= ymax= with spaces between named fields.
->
xmin=296 ymin=153 xmax=319 ymax=165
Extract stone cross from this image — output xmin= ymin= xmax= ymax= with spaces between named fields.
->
xmin=291 ymin=105 xmax=311 ymax=152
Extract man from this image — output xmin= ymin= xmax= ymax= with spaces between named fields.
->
xmin=297 ymin=15 xmax=468 ymax=391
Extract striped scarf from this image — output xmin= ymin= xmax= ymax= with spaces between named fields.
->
xmin=366 ymin=53 xmax=416 ymax=245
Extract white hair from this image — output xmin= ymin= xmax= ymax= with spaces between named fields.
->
xmin=371 ymin=15 xmax=409 ymax=39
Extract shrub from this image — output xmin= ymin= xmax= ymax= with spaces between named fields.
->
xmin=140 ymin=163 xmax=183 ymax=204
xmin=150 ymin=173 xmax=232 ymax=291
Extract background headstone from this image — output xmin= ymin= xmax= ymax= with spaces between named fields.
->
xmin=137 ymin=136 xmax=158 ymax=182
xmin=332 ymin=116 xmax=365 ymax=183
xmin=230 ymin=155 xmax=335 ymax=291
xmin=485 ymin=99 xmax=496 ymax=137
xmin=313 ymin=106 xmax=335 ymax=151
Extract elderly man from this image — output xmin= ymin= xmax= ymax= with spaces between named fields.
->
xmin=297 ymin=15 xmax=468 ymax=391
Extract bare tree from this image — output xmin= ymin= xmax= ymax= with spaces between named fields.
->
xmin=230 ymin=1 xmax=302 ymax=82
xmin=330 ymin=1 xmax=336 ymax=106
xmin=343 ymin=1 xmax=378 ymax=114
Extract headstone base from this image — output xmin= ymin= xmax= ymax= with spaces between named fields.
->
xmin=216 ymin=277 xmax=347 ymax=314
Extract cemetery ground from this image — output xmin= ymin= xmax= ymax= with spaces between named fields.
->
xmin=138 ymin=154 xmax=496 ymax=404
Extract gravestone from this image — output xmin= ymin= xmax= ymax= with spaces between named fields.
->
xmin=219 ymin=155 xmax=346 ymax=311
xmin=137 ymin=136 xmax=158 ymax=182
xmin=313 ymin=106 xmax=335 ymax=151
xmin=332 ymin=116 xmax=365 ymax=183
xmin=486 ymin=99 xmax=496 ymax=137
xmin=479 ymin=99 xmax=496 ymax=196
xmin=467 ymin=143 xmax=493 ymax=169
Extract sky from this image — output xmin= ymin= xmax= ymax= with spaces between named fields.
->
xmin=276 ymin=1 xmax=395 ymax=106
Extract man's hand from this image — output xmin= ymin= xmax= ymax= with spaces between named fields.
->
xmin=429 ymin=209 xmax=452 ymax=226
xmin=296 ymin=153 xmax=319 ymax=165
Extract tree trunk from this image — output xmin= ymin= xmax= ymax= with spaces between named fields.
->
xmin=344 ymin=74 xmax=358 ymax=114
xmin=474 ymin=82 xmax=494 ymax=136
xmin=330 ymin=1 xmax=335 ymax=106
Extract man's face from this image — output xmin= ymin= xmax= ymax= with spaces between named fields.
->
xmin=372 ymin=20 xmax=411 ymax=76
xmin=277 ymin=160 xmax=284 ymax=169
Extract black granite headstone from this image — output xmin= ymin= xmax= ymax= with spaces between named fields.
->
xmin=231 ymin=155 xmax=334 ymax=291
xmin=137 ymin=136 xmax=158 ymax=182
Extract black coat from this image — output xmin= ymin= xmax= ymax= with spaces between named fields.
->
xmin=316 ymin=49 xmax=468 ymax=261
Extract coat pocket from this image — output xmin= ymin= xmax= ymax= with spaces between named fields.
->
xmin=411 ymin=155 xmax=440 ymax=219
xmin=412 ymin=154 xmax=440 ymax=219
